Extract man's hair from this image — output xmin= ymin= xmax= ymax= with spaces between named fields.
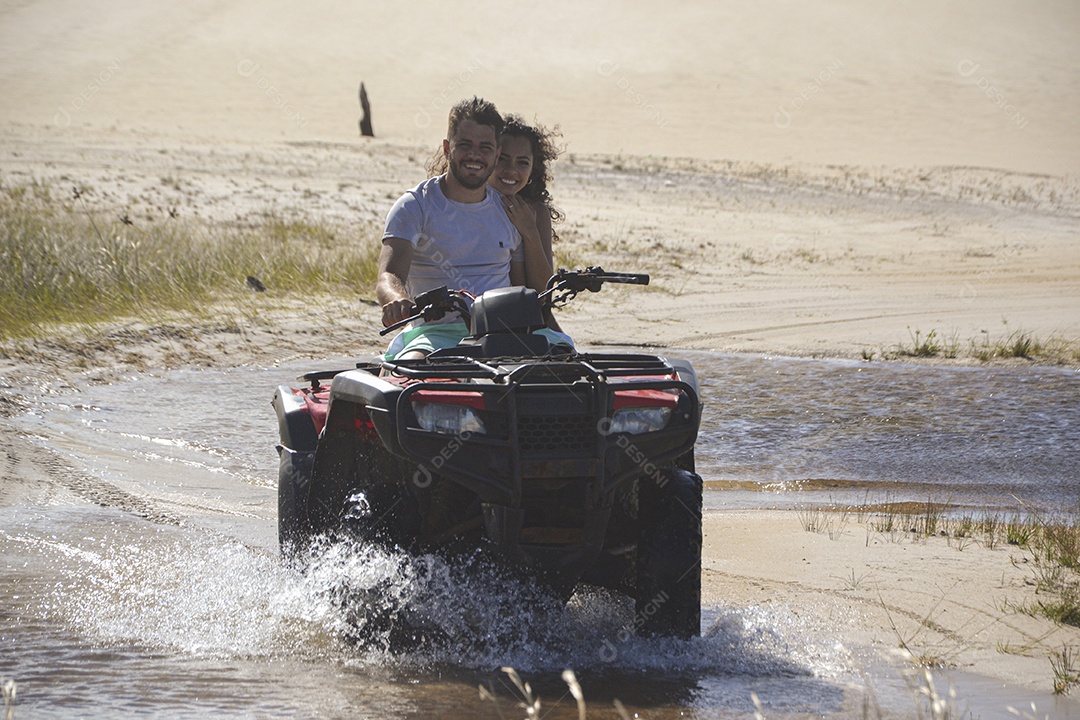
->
xmin=447 ymin=96 xmax=504 ymax=141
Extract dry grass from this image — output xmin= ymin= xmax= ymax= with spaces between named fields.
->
xmin=800 ymin=500 xmax=1080 ymax=695
xmin=481 ymin=662 xmax=997 ymax=720
xmin=0 ymin=183 xmax=381 ymax=340
xmin=480 ymin=667 xmax=624 ymax=720
xmin=1 ymin=677 xmax=14 ymax=720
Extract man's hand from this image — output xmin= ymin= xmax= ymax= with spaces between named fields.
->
xmin=381 ymin=297 xmax=416 ymax=328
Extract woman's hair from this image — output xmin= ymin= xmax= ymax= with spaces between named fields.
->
xmin=425 ymin=114 xmax=565 ymax=227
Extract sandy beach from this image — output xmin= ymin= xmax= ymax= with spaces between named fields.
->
xmin=3 ymin=1 xmax=1080 ymax=716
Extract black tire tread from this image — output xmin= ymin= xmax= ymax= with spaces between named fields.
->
xmin=636 ymin=468 xmax=703 ymax=638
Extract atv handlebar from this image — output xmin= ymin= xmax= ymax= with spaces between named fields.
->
xmin=540 ymin=266 xmax=649 ymax=308
xmin=379 ymin=267 xmax=649 ymax=335
xmin=544 ymin=267 xmax=649 ymax=292
xmin=378 ymin=286 xmax=473 ymax=336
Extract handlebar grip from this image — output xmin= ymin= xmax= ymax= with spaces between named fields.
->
xmin=603 ymin=273 xmax=650 ymax=285
xmin=379 ymin=310 xmax=419 ymax=336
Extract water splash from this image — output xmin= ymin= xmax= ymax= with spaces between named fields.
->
xmin=293 ymin=536 xmax=848 ymax=679
xmin=22 ymin=510 xmax=846 ymax=684
xmin=31 ymin=521 xmax=340 ymax=660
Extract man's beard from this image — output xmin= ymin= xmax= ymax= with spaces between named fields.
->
xmin=449 ymin=157 xmax=492 ymax=190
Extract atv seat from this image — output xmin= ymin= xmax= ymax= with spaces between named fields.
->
xmin=478 ymin=332 xmax=552 ymax=357
xmin=471 ymin=286 xmax=545 ymax=336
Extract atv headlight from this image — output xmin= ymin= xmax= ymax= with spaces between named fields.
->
xmin=609 ymin=406 xmax=672 ymax=434
xmin=413 ymin=403 xmax=486 ymax=435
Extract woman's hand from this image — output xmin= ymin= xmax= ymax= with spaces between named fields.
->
xmin=500 ymin=194 xmax=553 ymax=293
xmin=500 ymin=192 xmax=539 ymax=239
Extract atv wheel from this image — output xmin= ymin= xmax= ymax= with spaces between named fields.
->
xmin=636 ymin=468 xmax=702 ymax=638
xmin=277 ymin=447 xmax=314 ymax=559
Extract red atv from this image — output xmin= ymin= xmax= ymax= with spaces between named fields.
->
xmin=272 ymin=267 xmax=703 ymax=637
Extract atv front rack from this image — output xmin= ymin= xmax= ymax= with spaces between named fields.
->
xmin=379 ymin=353 xmax=675 ymax=383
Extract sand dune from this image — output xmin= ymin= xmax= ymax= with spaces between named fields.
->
xmin=2 ymin=1 xmax=1077 ymax=173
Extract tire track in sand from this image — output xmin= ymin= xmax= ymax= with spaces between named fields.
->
xmin=1 ymin=420 xmax=182 ymax=526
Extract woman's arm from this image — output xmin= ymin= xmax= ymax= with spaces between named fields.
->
xmin=501 ymin=194 xmax=553 ymax=293
xmin=528 ymin=201 xmax=564 ymax=332
xmin=533 ymin=203 xmax=555 ymax=271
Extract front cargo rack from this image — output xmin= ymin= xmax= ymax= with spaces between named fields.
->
xmin=379 ymin=353 xmax=675 ymax=383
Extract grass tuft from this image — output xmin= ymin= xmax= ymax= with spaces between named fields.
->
xmin=1051 ymin=646 xmax=1080 ymax=695
xmin=897 ymin=328 xmax=942 ymax=358
xmin=2 ymin=677 xmax=14 ymax=720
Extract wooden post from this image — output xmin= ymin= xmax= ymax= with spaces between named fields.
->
xmin=358 ymin=82 xmax=374 ymax=137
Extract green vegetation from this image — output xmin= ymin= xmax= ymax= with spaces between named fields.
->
xmin=895 ymin=328 xmax=948 ymax=358
xmin=0 ymin=184 xmax=381 ymax=340
xmin=881 ymin=326 xmax=1078 ymax=366
xmin=969 ymin=328 xmax=1059 ymax=362
xmin=1052 ymin=646 xmax=1080 ymax=696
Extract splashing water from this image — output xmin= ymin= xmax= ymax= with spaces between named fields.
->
xmin=20 ymin=512 xmax=844 ymax=685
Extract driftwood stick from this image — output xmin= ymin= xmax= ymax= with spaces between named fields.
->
xmin=358 ymin=82 xmax=374 ymax=137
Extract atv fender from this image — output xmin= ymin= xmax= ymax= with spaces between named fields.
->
xmin=327 ymin=369 xmax=406 ymax=456
xmin=273 ymin=384 xmax=318 ymax=451
xmin=664 ymin=357 xmax=700 ymax=396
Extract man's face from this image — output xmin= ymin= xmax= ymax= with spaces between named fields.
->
xmin=444 ymin=119 xmax=499 ymax=190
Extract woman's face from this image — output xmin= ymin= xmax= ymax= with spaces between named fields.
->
xmin=490 ymin=134 xmax=534 ymax=196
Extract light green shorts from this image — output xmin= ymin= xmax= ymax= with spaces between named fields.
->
xmin=382 ymin=322 xmax=472 ymax=361
xmin=382 ymin=322 xmax=575 ymax=361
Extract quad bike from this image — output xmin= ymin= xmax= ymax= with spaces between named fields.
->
xmin=272 ymin=267 xmax=703 ymax=638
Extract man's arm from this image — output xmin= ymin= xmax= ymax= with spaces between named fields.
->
xmin=376 ymin=237 xmax=415 ymax=327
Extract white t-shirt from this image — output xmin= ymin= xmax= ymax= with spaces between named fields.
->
xmin=382 ymin=176 xmax=523 ymax=297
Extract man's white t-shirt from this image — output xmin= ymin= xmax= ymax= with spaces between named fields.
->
xmin=382 ymin=175 xmax=523 ymax=298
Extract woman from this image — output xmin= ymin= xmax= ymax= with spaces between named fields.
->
xmin=487 ymin=115 xmax=564 ymax=286
xmin=426 ymin=114 xmax=565 ymax=329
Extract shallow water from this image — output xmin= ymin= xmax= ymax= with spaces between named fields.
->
xmin=689 ymin=352 xmax=1080 ymax=512
xmin=3 ymin=352 xmax=1079 ymax=718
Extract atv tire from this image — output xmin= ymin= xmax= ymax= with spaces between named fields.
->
xmin=636 ymin=468 xmax=702 ymax=638
xmin=277 ymin=446 xmax=314 ymax=559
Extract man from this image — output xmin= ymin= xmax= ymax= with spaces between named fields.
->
xmin=376 ymin=96 xmax=558 ymax=360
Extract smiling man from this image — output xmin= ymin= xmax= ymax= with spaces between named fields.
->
xmin=376 ymin=97 xmax=540 ymax=360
